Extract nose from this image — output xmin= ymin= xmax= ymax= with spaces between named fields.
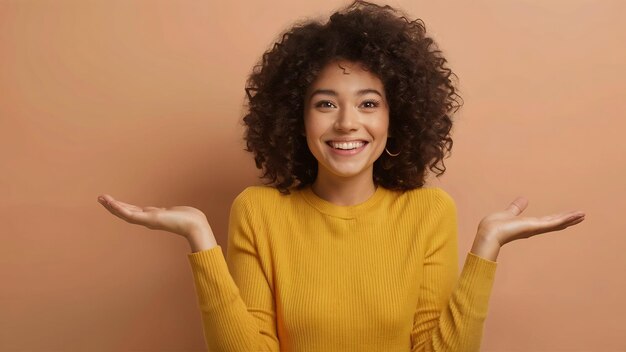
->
xmin=334 ymin=106 xmax=359 ymax=132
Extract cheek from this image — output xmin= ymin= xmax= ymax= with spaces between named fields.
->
xmin=303 ymin=119 xmax=321 ymax=153
xmin=304 ymin=115 xmax=325 ymax=139
xmin=374 ymin=115 xmax=390 ymax=136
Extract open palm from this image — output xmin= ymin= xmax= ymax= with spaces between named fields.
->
xmin=97 ymin=194 xmax=213 ymax=240
xmin=478 ymin=196 xmax=586 ymax=247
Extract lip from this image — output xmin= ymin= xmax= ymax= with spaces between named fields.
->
xmin=326 ymin=141 xmax=369 ymax=156
xmin=326 ymin=139 xmax=369 ymax=143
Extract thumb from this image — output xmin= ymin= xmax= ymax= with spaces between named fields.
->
xmin=506 ymin=196 xmax=528 ymax=216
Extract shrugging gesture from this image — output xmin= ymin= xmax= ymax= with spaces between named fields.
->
xmin=97 ymin=194 xmax=218 ymax=252
xmin=471 ymin=196 xmax=586 ymax=261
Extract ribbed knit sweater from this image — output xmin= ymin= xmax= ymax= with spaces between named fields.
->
xmin=187 ymin=185 xmax=497 ymax=351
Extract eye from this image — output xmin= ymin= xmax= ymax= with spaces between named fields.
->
xmin=314 ymin=100 xmax=336 ymax=109
xmin=362 ymin=100 xmax=380 ymax=108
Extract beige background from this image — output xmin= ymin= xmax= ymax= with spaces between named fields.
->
xmin=1 ymin=0 xmax=624 ymax=351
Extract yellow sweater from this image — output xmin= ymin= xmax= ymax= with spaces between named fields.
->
xmin=187 ymin=185 xmax=497 ymax=351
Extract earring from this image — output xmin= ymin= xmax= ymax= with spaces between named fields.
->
xmin=385 ymin=136 xmax=400 ymax=157
xmin=385 ymin=147 xmax=400 ymax=157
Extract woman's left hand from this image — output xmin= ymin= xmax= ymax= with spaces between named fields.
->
xmin=470 ymin=196 xmax=586 ymax=261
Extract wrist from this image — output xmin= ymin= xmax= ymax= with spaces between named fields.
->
xmin=470 ymin=232 xmax=501 ymax=262
xmin=187 ymin=226 xmax=218 ymax=253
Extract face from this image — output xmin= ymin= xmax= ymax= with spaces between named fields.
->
xmin=303 ymin=60 xmax=389 ymax=184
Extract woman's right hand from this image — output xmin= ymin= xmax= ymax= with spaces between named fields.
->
xmin=97 ymin=194 xmax=217 ymax=249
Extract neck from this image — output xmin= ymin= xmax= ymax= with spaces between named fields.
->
xmin=311 ymin=169 xmax=377 ymax=206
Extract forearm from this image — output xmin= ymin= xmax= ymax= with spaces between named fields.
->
xmin=411 ymin=250 xmax=498 ymax=351
xmin=187 ymin=246 xmax=279 ymax=351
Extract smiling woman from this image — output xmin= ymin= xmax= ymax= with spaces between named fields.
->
xmin=303 ymin=60 xmax=390 ymax=205
xmin=241 ymin=2 xmax=463 ymax=196
xmin=96 ymin=0 xmax=586 ymax=350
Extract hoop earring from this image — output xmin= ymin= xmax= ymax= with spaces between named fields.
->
xmin=385 ymin=147 xmax=400 ymax=157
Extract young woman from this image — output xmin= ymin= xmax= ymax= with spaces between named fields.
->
xmin=97 ymin=1 xmax=585 ymax=350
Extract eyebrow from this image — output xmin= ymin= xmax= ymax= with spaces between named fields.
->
xmin=308 ymin=88 xmax=383 ymax=101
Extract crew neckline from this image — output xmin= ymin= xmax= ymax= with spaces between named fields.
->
xmin=299 ymin=185 xmax=387 ymax=219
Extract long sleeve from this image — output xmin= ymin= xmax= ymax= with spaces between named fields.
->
xmin=188 ymin=185 xmax=496 ymax=350
xmin=187 ymin=190 xmax=280 ymax=351
xmin=410 ymin=189 xmax=498 ymax=352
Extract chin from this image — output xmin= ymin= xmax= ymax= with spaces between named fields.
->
xmin=327 ymin=165 xmax=373 ymax=179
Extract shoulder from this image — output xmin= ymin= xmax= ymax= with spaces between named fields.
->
xmin=396 ymin=185 xmax=453 ymax=202
xmin=234 ymin=185 xmax=287 ymax=203
xmin=394 ymin=186 xmax=456 ymax=214
xmin=229 ymin=185 xmax=297 ymax=228
xmin=431 ymin=187 xmax=456 ymax=210
xmin=231 ymin=185 xmax=293 ymax=212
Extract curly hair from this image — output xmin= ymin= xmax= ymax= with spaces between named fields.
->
xmin=242 ymin=0 xmax=463 ymax=194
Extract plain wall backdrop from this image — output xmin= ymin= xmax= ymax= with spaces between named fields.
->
xmin=1 ymin=0 xmax=624 ymax=351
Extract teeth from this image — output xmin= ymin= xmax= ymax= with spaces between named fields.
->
xmin=330 ymin=141 xmax=365 ymax=150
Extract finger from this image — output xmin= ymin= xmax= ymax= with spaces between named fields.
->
xmin=563 ymin=217 xmax=582 ymax=226
xmin=540 ymin=211 xmax=584 ymax=222
xmin=537 ymin=213 xmax=585 ymax=234
xmin=506 ymin=196 xmax=528 ymax=216
xmin=101 ymin=198 xmax=144 ymax=224
xmin=546 ymin=216 xmax=585 ymax=232
xmin=97 ymin=196 xmax=112 ymax=209
xmin=99 ymin=195 xmax=144 ymax=213
xmin=98 ymin=195 xmax=111 ymax=204
xmin=112 ymin=199 xmax=143 ymax=212
xmin=565 ymin=211 xmax=586 ymax=220
xmin=100 ymin=197 xmax=127 ymax=217
xmin=101 ymin=197 xmax=133 ymax=221
xmin=98 ymin=195 xmax=159 ymax=228
xmin=567 ymin=216 xmax=585 ymax=226
xmin=144 ymin=206 xmax=162 ymax=211
xmin=567 ymin=213 xmax=585 ymax=225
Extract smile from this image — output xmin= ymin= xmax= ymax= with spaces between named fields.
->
xmin=326 ymin=141 xmax=369 ymax=155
